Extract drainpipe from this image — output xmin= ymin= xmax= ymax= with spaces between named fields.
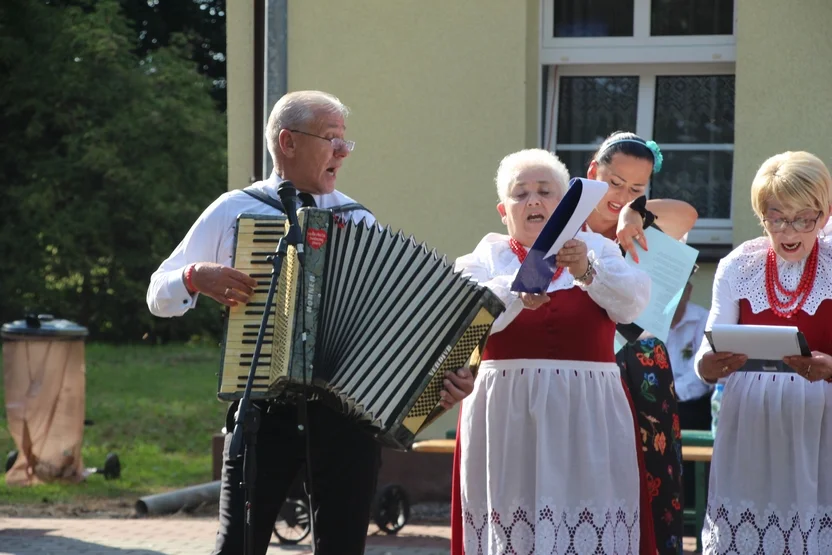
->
xmin=262 ymin=0 xmax=288 ymax=179
xmin=135 ymin=481 xmax=222 ymax=516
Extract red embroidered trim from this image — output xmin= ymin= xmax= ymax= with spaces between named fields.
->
xmin=508 ymin=238 xmax=564 ymax=282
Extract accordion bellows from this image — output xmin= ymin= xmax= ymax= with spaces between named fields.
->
xmin=219 ymin=209 xmax=504 ymax=449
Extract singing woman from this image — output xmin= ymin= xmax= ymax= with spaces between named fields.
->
xmin=451 ymin=149 xmax=654 ymax=554
xmin=694 ymin=151 xmax=832 ymax=554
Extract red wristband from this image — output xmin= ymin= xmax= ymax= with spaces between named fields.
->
xmin=184 ymin=264 xmax=197 ymax=294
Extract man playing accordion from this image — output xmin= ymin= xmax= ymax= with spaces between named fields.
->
xmin=147 ymin=90 xmax=473 ymax=555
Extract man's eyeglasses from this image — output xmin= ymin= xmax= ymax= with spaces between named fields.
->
xmin=287 ymin=129 xmax=355 ymax=153
xmin=761 ymin=211 xmax=823 ymax=233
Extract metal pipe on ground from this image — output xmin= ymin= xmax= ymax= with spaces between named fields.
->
xmin=135 ymin=480 xmax=221 ymax=516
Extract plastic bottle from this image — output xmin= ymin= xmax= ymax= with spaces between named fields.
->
xmin=711 ymin=383 xmax=724 ymax=436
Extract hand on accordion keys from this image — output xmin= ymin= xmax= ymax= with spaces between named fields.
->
xmin=439 ymin=367 xmax=475 ymax=409
xmin=186 ymin=262 xmax=257 ymax=308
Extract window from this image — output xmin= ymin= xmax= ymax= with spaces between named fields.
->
xmin=544 ymin=65 xmax=736 ymax=245
xmin=541 ymin=0 xmax=736 ymax=65
xmin=553 ymin=0 xmax=635 ymax=38
xmin=540 ymin=1 xmax=737 ymax=246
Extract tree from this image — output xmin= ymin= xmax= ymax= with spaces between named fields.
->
xmin=0 ymin=0 xmax=228 ymax=342
xmin=120 ymin=0 xmax=227 ymax=111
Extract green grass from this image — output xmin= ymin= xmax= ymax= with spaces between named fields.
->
xmin=0 ymin=342 xmax=227 ymax=505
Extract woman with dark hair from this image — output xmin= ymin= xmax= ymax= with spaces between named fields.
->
xmin=584 ymin=131 xmax=698 ymax=555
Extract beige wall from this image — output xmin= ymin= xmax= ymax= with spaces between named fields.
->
xmin=286 ymin=1 xmax=539 ymax=257
xmin=226 ymin=1 xmax=255 ymax=192
xmin=226 ymin=1 xmax=541 ymax=438
xmin=732 ymin=0 xmax=832 ymax=246
xmin=689 ymin=263 xmax=715 ymax=309
xmin=287 ymin=1 xmax=540 ymax=438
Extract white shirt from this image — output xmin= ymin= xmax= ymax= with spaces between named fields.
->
xmin=667 ymin=302 xmax=711 ymax=402
xmin=454 ymin=231 xmax=652 ymax=333
xmin=146 ymin=173 xmax=374 ymax=318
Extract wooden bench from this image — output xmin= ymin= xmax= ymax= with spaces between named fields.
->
xmin=681 ymin=430 xmax=714 ymax=554
xmin=415 ymin=429 xmax=714 ymax=553
xmin=412 ymin=439 xmax=455 ymax=454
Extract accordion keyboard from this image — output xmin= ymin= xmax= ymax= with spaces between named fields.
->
xmin=218 ymin=215 xmax=287 ymax=400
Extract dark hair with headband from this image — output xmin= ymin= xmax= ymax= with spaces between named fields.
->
xmin=591 ymin=131 xmax=663 ymax=175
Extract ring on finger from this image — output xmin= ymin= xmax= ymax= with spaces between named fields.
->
xmin=633 ymin=234 xmax=641 ymax=240
xmin=807 ymin=365 xmax=812 ymax=378
xmin=722 ymin=365 xmax=729 ymax=374
xmin=224 ymin=287 xmax=231 ymax=297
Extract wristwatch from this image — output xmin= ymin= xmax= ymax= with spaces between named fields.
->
xmin=573 ymin=258 xmax=595 ymax=285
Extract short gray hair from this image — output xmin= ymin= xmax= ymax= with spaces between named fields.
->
xmin=266 ymin=90 xmax=350 ymax=160
xmin=495 ymin=149 xmax=570 ymax=202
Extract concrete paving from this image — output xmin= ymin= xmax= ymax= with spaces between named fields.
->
xmin=0 ymin=517 xmax=448 ymax=555
xmin=0 ymin=517 xmax=699 ymax=554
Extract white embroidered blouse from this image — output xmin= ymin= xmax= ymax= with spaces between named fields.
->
xmin=693 ymin=235 xmax=832 ymax=380
xmin=454 ymin=230 xmax=652 ymax=333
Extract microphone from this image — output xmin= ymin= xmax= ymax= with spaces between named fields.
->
xmin=277 ymin=180 xmax=305 ymax=264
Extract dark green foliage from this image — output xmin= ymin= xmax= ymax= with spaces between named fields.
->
xmin=120 ymin=0 xmax=227 ymax=111
xmin=0 ymin=0 xmax=228 ymax=342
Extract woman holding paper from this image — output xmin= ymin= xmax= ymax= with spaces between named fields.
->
xmin=450 ymin=148 xmax=654 ymax=554
xmin=694 ymin=151 xmax=832 ymax=554
xmin=583 ymin=131 xmax=699 ymax=555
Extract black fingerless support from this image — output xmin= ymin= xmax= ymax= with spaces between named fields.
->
xmin=629 ymin=195 xmax=656 ymax=229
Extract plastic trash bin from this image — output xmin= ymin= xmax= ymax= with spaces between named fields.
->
xmin=2 ymin=314 xmax=89 ymax=486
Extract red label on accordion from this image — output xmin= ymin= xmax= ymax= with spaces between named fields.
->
xmin=307 ymin=228 xmax=328 ymax=250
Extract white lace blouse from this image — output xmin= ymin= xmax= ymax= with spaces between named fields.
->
xmin=693 ymin=235 xmax=832 ymax=380
xmin=454 ymin=230 xmax=652 ymax=333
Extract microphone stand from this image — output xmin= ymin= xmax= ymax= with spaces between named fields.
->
xmin=227 ymin=180 xmax=314 ymax=555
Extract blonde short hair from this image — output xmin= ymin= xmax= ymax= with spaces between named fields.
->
xmin=751 ymin=151 xmax=832 ymax=219
xmin=495 ymin=149 xmax=570 ymax=202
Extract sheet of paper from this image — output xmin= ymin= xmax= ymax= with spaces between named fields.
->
xmin=624 ymin=227 xmax=699 ymax=343
xmin=542 ymin=178 xmax=609 ymax=259
xmin=511 ymin=178 xmax=609 ymax=293
xmin=708 ymin=324 xmax=807 ymax=360
xmin=614 ymin=331 xmax=628 ymax=354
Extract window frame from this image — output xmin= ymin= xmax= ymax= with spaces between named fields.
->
xmin=540 ymin=0 xmax=737 ymax=65
xmin=542 ymin=63 xmax=737 ymax=245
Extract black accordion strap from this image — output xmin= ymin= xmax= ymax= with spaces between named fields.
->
xmin=241 ymin=187 xmax=285 ymax=211
xmin=242 ymin=187 xmax=372 ymax=217
xmin=331 ymin=202 xmax=372 ymax=215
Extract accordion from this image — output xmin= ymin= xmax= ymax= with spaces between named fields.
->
xmin=218 ymin=209 xmax=504 ymax=449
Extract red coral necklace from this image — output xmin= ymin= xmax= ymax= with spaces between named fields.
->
xmin=765 ymin=240 xmax=819 ymax=319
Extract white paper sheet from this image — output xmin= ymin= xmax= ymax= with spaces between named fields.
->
xmin=542 ymin=178 xmax=609 ymax=259
xmin=624 ymin=227 xmax=699 ymax=343
xmin=708 ymin=324 xmax=807 ymax=359
xmin=614 ymin=331 xmax=628 ymax=354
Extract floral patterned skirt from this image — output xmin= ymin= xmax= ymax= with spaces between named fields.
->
xmin=617 ymin=337 xmax=684 ymax=555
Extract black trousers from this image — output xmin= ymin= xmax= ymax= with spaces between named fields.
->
xmin=211 ymin=400 xmax=381 ymax=555
xmin=678 ymin=394 xmax=712 ymax=510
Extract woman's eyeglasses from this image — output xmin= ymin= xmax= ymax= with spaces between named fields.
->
xmin=761 ymin=211 xmax=823 ymax=233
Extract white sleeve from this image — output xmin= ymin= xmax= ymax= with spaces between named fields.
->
xmin=348 ymin=209 xmax=375 ymax=226
xmin=693 ymin=261 xmax=739 ymax=383
xmin=146 ymin=197 xmax=230 ymax=318
xmin=575 ymin=234 xmax=651 ymax=324
xmin=454 ymin=251 xmax=523 ymax=334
